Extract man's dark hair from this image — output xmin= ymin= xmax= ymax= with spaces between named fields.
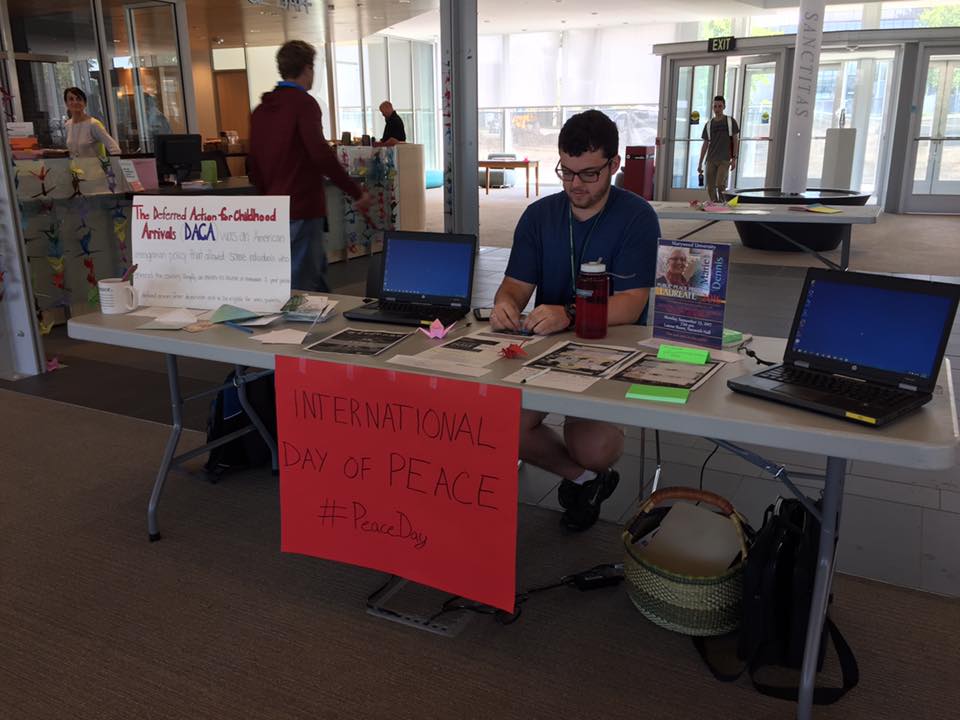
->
xmin=558 ymin=109 xmax=618 ymax=159
xmin=277 ymin=40 xmax=316 ymax=80
xmin=713 ymin=95 xmax=726 ymax=104
xmin=63 ymin=87 xmax=86 ymax=104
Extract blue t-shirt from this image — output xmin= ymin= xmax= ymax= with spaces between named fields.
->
xmin=505 ymin=186 xmax=660 ymax=311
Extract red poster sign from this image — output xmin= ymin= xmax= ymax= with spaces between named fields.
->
xmin=275 ymin=356 xmax=522 ymax=612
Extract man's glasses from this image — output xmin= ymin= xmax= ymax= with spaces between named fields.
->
xmin=555 ymin=158 xmax=612 ymax=183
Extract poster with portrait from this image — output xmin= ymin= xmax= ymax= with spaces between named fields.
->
xmin=652 ymin=239 xmax=730 ymax=349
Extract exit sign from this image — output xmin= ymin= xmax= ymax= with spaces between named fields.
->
xmin=708 ymin=36 xmax=736 ymax=53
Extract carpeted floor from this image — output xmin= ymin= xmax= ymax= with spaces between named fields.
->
xmin=2 ymin=389 xmax=959 ymax=719
xmin=424 ymin=186 xmax=960 ymax=277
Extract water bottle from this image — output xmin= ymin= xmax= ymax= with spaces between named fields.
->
xmin=698 ymin=171 xmax=705 ymax=187
xmin=575 ymin=261 xmax=609 ymax=339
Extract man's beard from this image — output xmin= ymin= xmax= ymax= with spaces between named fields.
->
xmin=566 ymin=178 xmax=611 ymax=212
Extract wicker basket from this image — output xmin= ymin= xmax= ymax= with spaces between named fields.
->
xmin=622 ymin=487 xmax=749 ymax=637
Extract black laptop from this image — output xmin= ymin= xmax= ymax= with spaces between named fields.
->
xmin=728 ymin=268 xmax=960 ymax=427
xmin=343 ymin=231 xmax=477 ymax=327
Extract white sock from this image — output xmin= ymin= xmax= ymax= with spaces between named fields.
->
xmin=571 ymin=469 xmax=597 ymax=485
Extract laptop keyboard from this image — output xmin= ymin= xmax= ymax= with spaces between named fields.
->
xmin=758 ymin=366 xmax=914 ymax=405
xmin=378 ymin=301 xmax=419 ymax=314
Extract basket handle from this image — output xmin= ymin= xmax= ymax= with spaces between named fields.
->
xmin=638 ymin=487 xmax=735 ymax=516
xmin=624 ymin=487 xmax=750 ymax=564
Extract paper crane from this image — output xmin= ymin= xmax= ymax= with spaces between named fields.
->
xmin=0 ymin=85 xmax=14 ymax=122
xmin=69 ymin=165 xmax=86 ymax=198
xmin=418 ymin=319 xmax=456 ymax=339
xmin=29 ymin=165 xmax=56 ymax=197
xmin=499 ymin=343 xmax=528 ymax=359
xmin=76 ymin=225 xmax=95 ymax=256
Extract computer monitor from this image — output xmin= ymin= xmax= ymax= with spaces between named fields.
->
xmin=155 ymin=134 xmax=201 ymax=186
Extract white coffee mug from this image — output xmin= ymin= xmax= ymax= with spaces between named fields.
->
xmin=99 ymin=278 xmax=138 ymax=315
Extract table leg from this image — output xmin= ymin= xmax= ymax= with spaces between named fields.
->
xmin=796 ymin=456 xmax=847 ymax=720
xmin=525 ymin=165 xmax=530 ymax=198
xmin=148 ymin=353 xmax=184 ymax=541
xmin=677 ymin=220 xmax=719 ymax=240
xmin=148 ymin=360 xmax=277 ymax=540
xmin=485 ymin=168 xmax=490 ymax=195
xmin=235 ymin=364 xmax=278 ymax=472
xmin=535 ymin=164 xmax=539 ymax=196
xmin=756 ymin=222 xmax=843 ymax=272
xmin=840 ymin=236 xmax=850 ymax=271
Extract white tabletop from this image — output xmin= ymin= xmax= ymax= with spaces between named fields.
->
xmin=68 ymin=296 xmax=958 ymax=471
xmin=649 ymin=201 xmax=882 ymax=225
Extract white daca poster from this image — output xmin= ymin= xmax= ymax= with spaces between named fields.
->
xmin=130 ymin=195 xmax=291 ymax=311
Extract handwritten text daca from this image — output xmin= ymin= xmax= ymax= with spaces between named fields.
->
xmin=292 ymin=390 xmax=498 ymax=450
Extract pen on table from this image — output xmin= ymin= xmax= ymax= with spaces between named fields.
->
xmin=120 ymin=263 xmax=138 ymax=282
xmin=223 ymin=321 xmax=255 ymax=334
xmin=520 ymin=367 xmax=551 ymax=385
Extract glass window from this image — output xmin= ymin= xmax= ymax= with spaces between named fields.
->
xmin=479 ymin=109 xmax=504 ymax=159
xmin=505 ymin=33 xmax=560 ymax=107
xmin=388 ymin=38 xmax=413 ymax=111
xmin=364 ymin=36 xmax=389 ymax=140
xmin=506 ymin=107 xmax=561 ymax=176
xmin=412 ymin=41 xmax=438 ymax=168
xmin=5 ymin=0 xmax=105 ymax=148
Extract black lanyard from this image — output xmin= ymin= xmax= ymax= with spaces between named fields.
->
xmin=568 ymin=204 xmax=605 ymax=297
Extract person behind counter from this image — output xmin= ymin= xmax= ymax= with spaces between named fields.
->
xmin=377 ymin=101 xmax=406 ymax=147
xmin=63 ymin=87 xmax=121 ymax=159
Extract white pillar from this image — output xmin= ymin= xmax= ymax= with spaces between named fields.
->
xmin=781 ymin=0 xmax=826 ymax=195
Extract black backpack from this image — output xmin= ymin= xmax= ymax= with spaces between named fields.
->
xmin=695 ymin=496 xmax=859 ymax=704
xmin=203 ymin=370 xmax=277 ymax=477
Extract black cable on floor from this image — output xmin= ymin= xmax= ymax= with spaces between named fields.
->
xmin=421 ymin=563 xmax=625 ymax=626
xmin=699 ymin=444 xmax=720 ymax=493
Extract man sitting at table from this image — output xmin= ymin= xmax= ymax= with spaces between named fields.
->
xmin=490 ymin=110 xmax=660 ymax=531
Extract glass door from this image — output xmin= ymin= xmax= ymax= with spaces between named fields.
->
xmin=664 ymin=58 xmax=723 ymax=201
xmin=806 ymin=49 xmax=897 ymax=198
xmin=734 ymin=57 xmax=777 ymax=189
xmin=907 ymin=53 xmax=960 ymax=208
xmin=101 ymin=0 xmax=188 ymax=153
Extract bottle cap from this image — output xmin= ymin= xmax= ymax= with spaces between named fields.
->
xmin=581 ymin=261 xmax=606 ymax=273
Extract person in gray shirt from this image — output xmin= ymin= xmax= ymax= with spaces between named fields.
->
xmin=697 ymin=95 xmax=740 ymax=202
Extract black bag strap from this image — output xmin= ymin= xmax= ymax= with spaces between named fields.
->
xmin=694 ymin=618 xmax=858 ymax=704
xmin=692 ymin=635 xmax=748 ymax=683
xmin=749 ymin=617 xmax=859 ymax=705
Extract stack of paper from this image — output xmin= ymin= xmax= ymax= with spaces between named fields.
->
xmin=284 ymin=294 xmax=338 ymax=323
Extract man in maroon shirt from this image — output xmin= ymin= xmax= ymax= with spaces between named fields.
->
xmin=248 ymin=40 xmax=371 ymax=292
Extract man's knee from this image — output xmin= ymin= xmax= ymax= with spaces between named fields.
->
xmin=564 ymin=420 xmax=624 ymax=471
xmin=519 ymin=409 xmax=548 ymax=432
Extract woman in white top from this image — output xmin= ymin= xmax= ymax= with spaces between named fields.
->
xmin=64 ymin=87 xmax=121 ymax=159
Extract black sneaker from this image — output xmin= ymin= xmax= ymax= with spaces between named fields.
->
xmin=557 ymin=469 xmax=620 ymax=531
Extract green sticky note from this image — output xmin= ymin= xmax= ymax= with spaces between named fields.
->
xmin=201 ymin=159 xmax=218 ymax=184
xmin=723 ymin=328 xmax=743 ymax=345
xmin=626 ymin=384 xmax=690 ymax=404
xmin=210 ymin=304 xmax=260 ymax=324
xmin=657 ymin=344 xmax=710 ymax=364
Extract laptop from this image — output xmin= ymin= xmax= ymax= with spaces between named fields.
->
xmin=728 ymin=268 xmax=960 ymax=427
xmin=343 ymin=231 xmax=477 ymax=327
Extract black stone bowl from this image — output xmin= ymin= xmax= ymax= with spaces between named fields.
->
xmin=722 ymin=188 xmax=870 ymax=252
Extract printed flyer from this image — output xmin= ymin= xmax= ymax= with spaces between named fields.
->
xmin=652 ymin=239 xmax=730 ymax=349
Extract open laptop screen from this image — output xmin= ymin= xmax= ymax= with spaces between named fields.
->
xmin=381 ymin=233 xmax=475 ymax=302
xmin=789 ymin=274 xmax=957 ymax=383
